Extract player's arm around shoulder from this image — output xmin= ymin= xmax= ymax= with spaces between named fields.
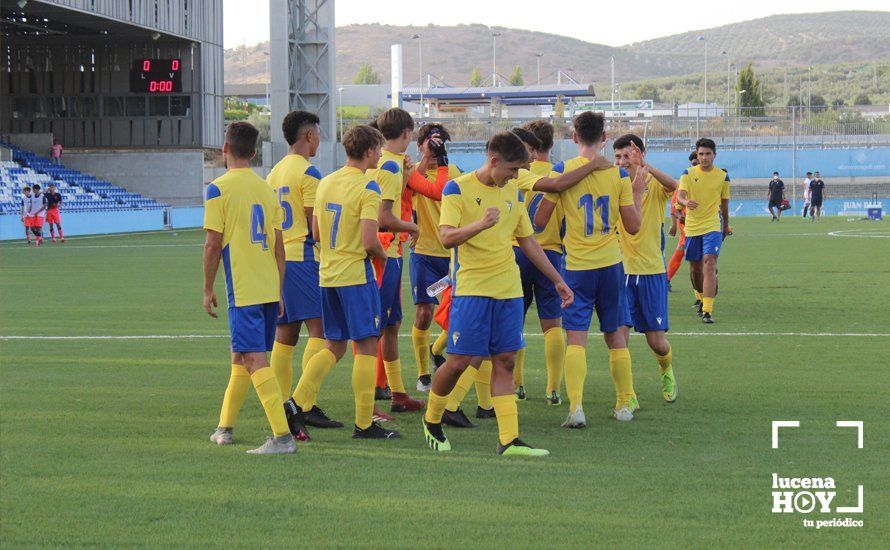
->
xmin=618 ymin=166 xmax=647 ymax=235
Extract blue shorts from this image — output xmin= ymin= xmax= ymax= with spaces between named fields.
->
xmin=409 ymin=252 xmax=451 ymax=305
xmin=278 ymin=260 xmax=322 ymax=325
xmin=228 ymin=303 xmax=278 ymax=353
xmin=378 ymin=257 xmax=403 ymax=327
xmin=514 ymin=246 xmax=564 ymax=320
xmin=562 ymin=262 xmax=627 ymax=334
xmin=321 ymin=281 xmax=381 ymax=341
xmin=447 ymin=296 xmax=525 ymax=357
xmin=685 ymin=231 xmax=723 ymax=261
xmin=625 ymin=273 xmax=670 ymax=333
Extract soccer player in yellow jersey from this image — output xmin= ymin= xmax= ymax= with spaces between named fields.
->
xmin=509 ymin=123 xmax=612 ymax=405
xmin=368 ymin=108 xmax=424 ymax=413
xmin=203 ymin=122 xmax=295 ymax=454
xmin=265 ymin=111 xmax=340 ymax=434
xmin=613 ymin=134 xmax=679 ymax=403
xmin=289 ymin=125 xmax=400 ymax=439
xmin=677 ymin=138 xmax=731 ymax=324
xmin=422 ymin=132 xmax=573 ymax=457
xmin=535 ymin=111 xmax=646 ymax=427
xmin=408 ymin=123 xmax=462 ymax=390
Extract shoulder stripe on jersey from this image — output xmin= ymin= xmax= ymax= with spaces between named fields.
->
xmin=305 ymin=165 xmax=323 ymax=180
xmin=618 ymin=167 xmax=629 ymax=178
xmin=551 ymin=161 xmax=565 ymax=174
xmin=442 ymin=180 xmax=461 ymax=196
xmin=206 ymin=183 xmax=221 ymax=200
xmin=517 ymin=188 xmax=525 ymax=202
xmin=380 ymin=160 xmax=401 ymax=174
xmin=365 ymin=180 xmax=381 ymax=194
xmin=681 ymin=169 xmax=689 ymax=176
xmin=724 ymin=171 xmax=731 ymax=182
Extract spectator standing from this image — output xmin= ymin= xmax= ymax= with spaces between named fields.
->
xmin=50 ymin=140 xmax=63 ymax=165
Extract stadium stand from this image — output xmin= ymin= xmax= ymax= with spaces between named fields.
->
xmin=0 ymin=142 xmax=168 ymax=215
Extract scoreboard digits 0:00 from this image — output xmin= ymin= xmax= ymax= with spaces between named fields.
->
xmin=131 ymin=59 xmax=183 ymax=93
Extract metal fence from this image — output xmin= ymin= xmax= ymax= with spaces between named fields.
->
xmin=344 ymin=106 xmax=890 ymax=150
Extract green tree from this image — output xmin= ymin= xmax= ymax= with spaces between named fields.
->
xmin=470 ymin=67 xmax=483 ymax=87
xmin=810 ymin=94 xmax=827 ymax=108
xmin=854 ymin=93 xmax=871 ymax=105
xmin=509 ymin=65 xmax=524 ymax=86
xmin=831 ymin=98 xmax=846 ymax=108
xmin=736 ymin=63 xmax=765 ymax=115
xmin=634 ymin=82 xmax=660 ymax=102
xmin=353 ymin=63 xmax=381 ymax=85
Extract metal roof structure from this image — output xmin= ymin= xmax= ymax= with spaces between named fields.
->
xmin=399 ymin=84 xmax=596 ymax=105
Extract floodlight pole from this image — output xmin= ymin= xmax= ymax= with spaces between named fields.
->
xmin=698 ymin=36 xmax=708 ymax=117
xmin=491 ymin=30 xmax=501 ymax=87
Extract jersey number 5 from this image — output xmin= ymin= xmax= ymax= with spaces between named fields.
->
xmin=325 ymin=202 xmax=342 ymax=248
xmin=250 ymin=204 xmax=268 ymax=250
xmin=278 ymin=186 xmax=294 ymax=230
xmin=578 ymin=194 xmax=610 ymax=236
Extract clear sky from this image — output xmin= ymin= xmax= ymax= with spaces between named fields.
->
xmin=223 ymin=0 xmax=888 ymax=49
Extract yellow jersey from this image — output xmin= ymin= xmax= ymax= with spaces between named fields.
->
xmin=678 ymin=165 xmax=730 ymax=236
xmin=369 ymin=149 xmax=405 ymax=258
xmin=414 ymin=164 xmax=462 ymax=257
xmin=315 ymin=166 xmax=382 ymax=287
xmin=266 ymin=153 xmax=322 ymax=262
xmin=203 ymin=168 xmax=283 ymax=307
xmin=514 ymin=160 xmax=563 ymax=252
xmin=440 ymin=172 xmax=534 ymax=299
xmin=619 ymin=174 xmax=672 ymax=275
xmin=546 ymin=158 xmax=634 ymax=270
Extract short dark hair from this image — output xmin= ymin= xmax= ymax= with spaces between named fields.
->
xmin=376 ymin=108 xmax=415 ymax=140
xmin=773 ymin=171 xmax=779 ymax=175
xmin=415 ymin=123 xmax=451 ymax=146
xmin=32 ymin=184 xmax=40 ymax=191
xmin=342 ymin=124 xmax=384 ymax=160
xmin=225 ymin=121 xmax=259 ymax=159
xmin=688 ymin=151 xmax=698 ymax=162
xmin=695 ymin=138 xmax=717 ymax=152
xmin=806 ymin=171 xmax=813 ymax=175
xmin=613 ymin=133 xmax=645 ymax=153
xmin=522 ymin=120 xmax=554 ymax=152
xmin=486 ymin=131 xmax=529 ymax=164
xmin=22 ymin=185 xmax=32 ymax=191
xmin=510 ymin=127 xmax=542 ymax=151
xmin=282 ymin=111 xmax=320 ymax=146
xmin=573 ymin=111 xmax=605 ymax=145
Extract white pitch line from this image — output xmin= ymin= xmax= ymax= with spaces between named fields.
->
xmin=2 ymin=331 xmax=888 ymax=341
xmin=15 ymin=243 xmax=202 ymax=250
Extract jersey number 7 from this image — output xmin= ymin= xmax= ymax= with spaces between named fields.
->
xmin=325 ymin=202 xmax=342 ymax=248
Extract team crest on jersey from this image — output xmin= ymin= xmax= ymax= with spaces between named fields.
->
xmin=506 ymin=200 xmax=513 ymax=212
xmin=475 ymin=198 xmax=482 ymax=205
xmin=452 ymin=332 xmax=460 ymax=345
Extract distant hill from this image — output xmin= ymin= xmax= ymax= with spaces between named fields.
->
xmin=224 ymin=11 xmax=890 ymax=105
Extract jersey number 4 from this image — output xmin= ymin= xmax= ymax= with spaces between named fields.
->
xmin=325 ymin=202 xmax=342 ymax=248
xmin=578 ymin=194 xmax=610 ymax=236
xmin=250 ymin=204 xmax=268 ymax=250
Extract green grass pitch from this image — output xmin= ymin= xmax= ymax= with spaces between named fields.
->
xmin=1 ymin=218 xmax=888 ymax=547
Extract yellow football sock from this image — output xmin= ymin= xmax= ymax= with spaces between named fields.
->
xmin=609 ymin=348 xmax=634 ymax=410
xmin=492 ymin=394 xmax=519 ymax=446
xmin=544 ymin=327 xmax=566 ymax=394
xmin=250 ymin=367 xmax=290 ymax=437
xmin=301 ymin=337 xmax=326 ymax=372
xmin=431 ymin=331 xmax=448 ymax=356
xmin=474 ymin=360 xmax=493 ymax=410
xmin=702 ymin=297 xmax=714 ymax=314
xmin=425 ymin=391 xmax=448 ymax=423
xmin=218 ymin=363 xmax=250 ymax=428
xmin=412 ymin=327 xmax=431 ymax=377
xmin=270 ymin=342 xmax=295 ymax=400
xmin=565 ymin=345 xmax=587 ymax=412
xmin=292 ymin=348 xmax=336 ymax=410
xmin=694 ymin=290 xmax=702 ymax=301
xmin=384 ymin=359 xmax=406 ymax=394
xmin=656 ymin=345 xmax=672 ymax=374
xmin=513 ymin=347 xmax=525 ymax=389
xmin=446 ymin=366 xmax=477 ymax=412
xmin=352 ymin=354 xmax=377 ymax=430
